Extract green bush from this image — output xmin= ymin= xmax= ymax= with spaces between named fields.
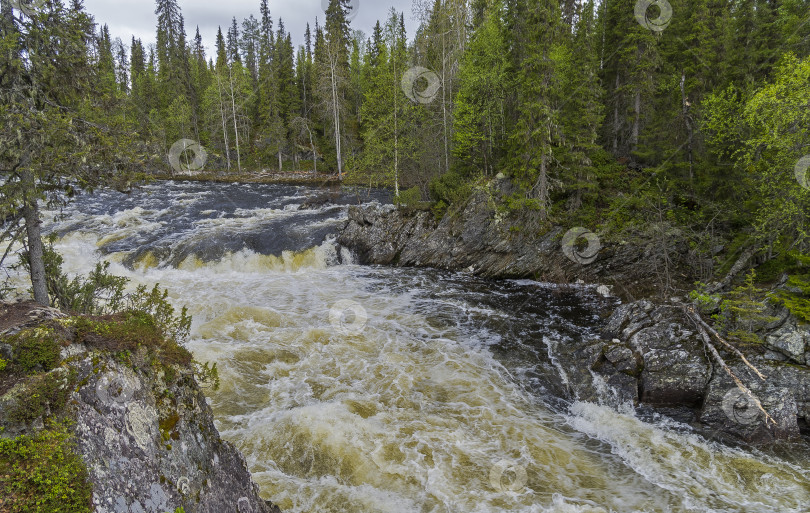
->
xmin=715 ymin=270 xmax=779 ymax=344
xmin=394 ymin=186 xmax=422 ymax=207
xmin=7 ymin=369 xmax=76 ymax=425
xmin=0 ymin=425 xmax=92 ymax=513
xmin=429 ymin=170 xmax=475 ymax=208
xmin=17 ymin=240 xmax=127 ymax=315
xmin=8 ymin=328 xmax=62 ymax=374
xmin=771 ymin=253 xmax=810 ymax=323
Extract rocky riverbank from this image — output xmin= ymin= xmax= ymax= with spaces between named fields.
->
xmin=337 ymin=183 xmax=810 ymax=445
xmin=0 ymin=301 xmax=279 ymax=513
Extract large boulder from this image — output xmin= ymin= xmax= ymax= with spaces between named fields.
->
xmin=0 ymin=302 xmax=279 ymax=513
xmin=71 ymin=354 xmax=277 ymax=513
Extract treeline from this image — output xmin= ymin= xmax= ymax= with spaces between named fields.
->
xmin=1 ymin=0 xmax=809 ymax=303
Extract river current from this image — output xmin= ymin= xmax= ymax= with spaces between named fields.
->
xmin=7 ymin=181 xmax=810 ymax=512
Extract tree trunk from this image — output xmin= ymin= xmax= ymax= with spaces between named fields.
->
xmin=680 ymin=71 xmax=694 ymax=183
xmin=21 ymin=172 xmax=48 ymax=305
xmin=631 ymin=89 xmax=641 ymax=151
xmin=216 ymin=73 xmax=232 ymax=171
xmin=229 ymin=65 xmax=242 ymax=173
xmin=612 ymin=74 xmax=620 ymax=153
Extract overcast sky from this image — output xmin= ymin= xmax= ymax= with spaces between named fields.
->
xmin=83 ymin=0 xmax=421 ymax=57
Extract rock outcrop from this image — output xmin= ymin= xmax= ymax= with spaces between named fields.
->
xmin=338 ymin=182 xmax=671 ymax=299
xmin=338 ymin=189 xmax=810 ymax=445
xmin=0 ymin=301 xmax=279 ymax=513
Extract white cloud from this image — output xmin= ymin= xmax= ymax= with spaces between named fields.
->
xmin=83 ymin=0 xmax=419 ymax=57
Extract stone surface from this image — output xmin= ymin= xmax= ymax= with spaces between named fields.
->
xmin=0 ymin=302 xmax=279 ymax=513
xmin=70 ymin=356 xmax=277 ymax=513
xmin=765 ymin=323 xmax=808 ymax=364
xmin=339 ymin=189 xmax=810 ymax=444
xmin=338 ymin=184 xmax=682 ymax=299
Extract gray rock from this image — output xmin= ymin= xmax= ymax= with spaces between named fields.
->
xmin=766 ymin=323 xmax=808 ymax=364
xmin=70 ymin=357 xmax=278 ymax=513
xmin=701 ymin=374 xmax=800 ymax=443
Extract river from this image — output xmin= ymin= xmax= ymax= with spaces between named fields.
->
xmin=8 ymin=181 xmax=810 ymax=512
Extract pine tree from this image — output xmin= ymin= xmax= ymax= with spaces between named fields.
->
xmin=452 ymin=0 xmax=507 ymax=178
xmin=504 ymin=0 xmax=564 ymax=214
xmin=0 ymin=0 xmax=140 ymax=304
xmin=317 ymin=0 xmax=353 ymax=175
xmin=227 ymin=17 xmax=241 ymax=64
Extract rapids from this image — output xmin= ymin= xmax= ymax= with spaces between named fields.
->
xmin=5 ymin=181 xmax=810 ymax=512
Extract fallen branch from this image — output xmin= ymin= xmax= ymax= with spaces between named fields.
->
xmin=685 ymin=306 xmax=766 ymax=380
xmin=683 ymin=305 xmax=775 ymax=426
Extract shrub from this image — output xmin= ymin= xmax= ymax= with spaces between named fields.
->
xmin=0 ymin=425 xmax=92 ymax=513
xmin=17 ymin=240 xmax=127 ymax=315
xmin=394 ymin=186 xmax=422 ymax=207
xmin=771 ymin=253 xmax=810 ymax=323
xmin=8 ymin=328 xmax=62 ymax=374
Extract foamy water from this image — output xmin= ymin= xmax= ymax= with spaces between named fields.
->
xmin=5 ymin=182 xmax=809 ymax=512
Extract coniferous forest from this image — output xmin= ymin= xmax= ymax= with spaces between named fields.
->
xmin=3 ymin=0 xmax=809 ymax=295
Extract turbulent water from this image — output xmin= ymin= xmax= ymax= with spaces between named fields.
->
xmin=7 ymin=181 xmax=810 ymax=512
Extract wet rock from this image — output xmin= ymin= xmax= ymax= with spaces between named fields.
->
xmin=701 ymin=370 xmax=801 ymax=443
xmin=338 ymin=183 xmax=683 ymax=299
xmin=583 ymin=300 xmax=809 ymax=443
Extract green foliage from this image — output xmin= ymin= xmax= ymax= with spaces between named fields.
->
xmin=127 ymin=285 xmax=192 ymax=345
xmin=6 ymin=369 xmax=76 ymax=425
xmin=18 ymin=240 xmax=127 ymax=315
xmin=716 ymin=270 xmax=780 ymax=344
xmin=195 ymin=361 xmax=220 ymax=392
xmin=429 ymin=170 xmax=475 ymax=209
xmin=0 ymin=357 xmax=6 ymax=372
xmin=0 ymin=425 xmax=92 ymax=513
xmin=771 ymin=253 xmax=810 ymax=323
xmin=6 ymin=327 xmax=62 ymax=374
xmin=394 ymin=187 xmax=422 ymax=207
xmin=689 ymin=283 xmax=722 ymax=314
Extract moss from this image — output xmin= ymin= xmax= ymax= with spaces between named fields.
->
xmin=74 ymin=312 xmax=163 ymax=351
xmin=0 ymin=424 xmax=92 ymax=513
xmin=159 ymin=412 xmax=181 ymax=442
xmin=73 ymin=312 xmax=192 ymax=368
xmin=6 ymin=328 xmax=62 ymax=374
xmin=7 ymin=368 xmax=77 ymax=425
